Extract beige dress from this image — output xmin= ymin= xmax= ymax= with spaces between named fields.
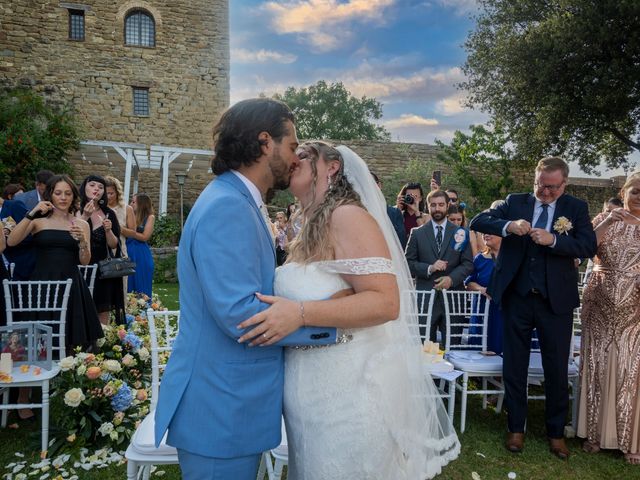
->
xmin=578 ymin=213 xmax=640 ymax=453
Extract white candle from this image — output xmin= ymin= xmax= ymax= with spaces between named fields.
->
xmin=0 ymin=353 xmax=12 ymax=374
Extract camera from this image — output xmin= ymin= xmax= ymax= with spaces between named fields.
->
xmin=402 ymin=194 xmax=414 ymax=205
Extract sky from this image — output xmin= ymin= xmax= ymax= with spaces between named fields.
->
xmin=229 ymin=0 xmax=636 ymax=177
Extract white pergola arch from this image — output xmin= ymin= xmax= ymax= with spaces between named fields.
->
xmin=70 ymin=140 xmax=213 ymax=214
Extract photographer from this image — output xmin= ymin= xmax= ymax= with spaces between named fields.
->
xmin=396 ymin=182 xmax=427 ymax=239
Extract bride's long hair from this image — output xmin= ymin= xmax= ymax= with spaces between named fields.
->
xmin=287 ymin=141 xmax=364 ymax=263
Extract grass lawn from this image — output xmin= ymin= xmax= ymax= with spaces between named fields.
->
xmin=2 ymin=283 xmax=637 ymax=479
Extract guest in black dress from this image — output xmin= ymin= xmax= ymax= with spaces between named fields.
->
xmin=77 ymin=175 xmax=125 ymax=325
xmin=7 ymin=175 xmax=102 ymax=350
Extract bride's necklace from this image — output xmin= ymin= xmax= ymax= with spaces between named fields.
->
xmin=626 ymin=211 xmax=640 ymax=222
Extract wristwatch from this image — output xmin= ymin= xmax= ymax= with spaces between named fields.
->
xmin=25 ymin=211 xmax=36 ymax=221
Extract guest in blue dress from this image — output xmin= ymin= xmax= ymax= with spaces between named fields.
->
xmin=464 ymin=232 xmax=504 ymax=354
xmin=125 ymin=193 xmax=155 ymax=297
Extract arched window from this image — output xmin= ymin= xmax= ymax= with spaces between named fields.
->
xmin=125 ymin=10 xmax=155 ymax=47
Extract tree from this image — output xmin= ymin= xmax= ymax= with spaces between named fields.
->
xmin=273 ymin=80 xmax=390 ymax=141
xmin=0 ymin=89 xmax=80 ymax=187
xmin=436 ymin=124 xmax=530 ymax=213
xmin=461 ymin=0 xmax=640 ymax=173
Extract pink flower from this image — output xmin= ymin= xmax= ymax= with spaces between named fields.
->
xmin=136 ymin=389 xmax=148 ymax=402
xmin=84 ymin=354 xmax=96 ymax=364
xmin=86 ymin=366 xmax=102 ymax=380
xmin=117 ymin=329 xmax=127 ymax=340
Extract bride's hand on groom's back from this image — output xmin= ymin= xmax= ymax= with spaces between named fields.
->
xmin=236 ymin=293 xmax=303 ymax=347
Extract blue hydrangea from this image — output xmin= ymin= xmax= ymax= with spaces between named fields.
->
xmin=111 ymin=383 xmax=133 ymax=412
xmin=125 ymin=314 xmax=135 ymax=326
xmin=123 ymin=332 xmax=142 ymax=351
xmin=100 ymin=372 xmax=113 ymax=382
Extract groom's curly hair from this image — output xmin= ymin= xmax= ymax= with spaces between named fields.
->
xmin=287 ymin=141 xmax=364 ymax=263
xmin=211 ymin=98 xmax=295 ymax=175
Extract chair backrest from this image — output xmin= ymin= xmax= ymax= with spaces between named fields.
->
xmin=3 ymin=279 xmax=73 ymax=360
xmin=77 ymin=264 xmax=98 ymax=297
xmin=403 ymin=289 xmax=436 ymax=343
xmin=146 ymin=308 xmax=180 ymax=410
xmin=442 ymin=289 xmax=490 ymax=352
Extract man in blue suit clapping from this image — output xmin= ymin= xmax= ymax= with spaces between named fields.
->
xmin=154 ymin=98 xmax=338 ymax=479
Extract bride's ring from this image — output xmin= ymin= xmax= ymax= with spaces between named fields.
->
xmin=262 ymin=333 xmax=268 ymax=339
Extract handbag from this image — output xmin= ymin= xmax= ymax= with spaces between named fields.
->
xmin=98 ymin=239 xmax=136 ymax=279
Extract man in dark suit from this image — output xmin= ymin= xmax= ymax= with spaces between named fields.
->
xmin=406 ymin=189 xmax=473 ymax=343
xmin=371 ymin=172 xmax=406 ymax=248
xmin=13 ymin=170 xmax=54 ymax=212
xmin=469 ymin=156 xmax=597 ymax=460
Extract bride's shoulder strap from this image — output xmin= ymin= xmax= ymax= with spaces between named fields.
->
xmin=316 ymin=257 xmax=395 ymax=275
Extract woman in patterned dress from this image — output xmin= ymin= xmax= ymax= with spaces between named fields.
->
xmin=578 ymin=172 xmax=640 ymax=464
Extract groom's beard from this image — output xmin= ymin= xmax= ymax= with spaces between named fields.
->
xmin=269 ymin=150 xmax=292 ymax=191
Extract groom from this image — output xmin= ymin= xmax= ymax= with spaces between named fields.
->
xmin=154 ymin=98 xmax=338 ymax=479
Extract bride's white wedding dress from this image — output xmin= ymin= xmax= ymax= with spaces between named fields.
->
xmin=276 ymin=258 xmax=459 ymax=480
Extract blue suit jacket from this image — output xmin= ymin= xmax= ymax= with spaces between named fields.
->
xmin=0 ymin=199 xmax=35 ymax=280
xmin=387 ymin=206 xmax=407 ymax=248
xmin=469 ymin=193 xmax=596 ymax=314
xmin=13 ymin=189 xmax=39 ymax=212
xmin=154 ymin=172 xmax=337 ymax=458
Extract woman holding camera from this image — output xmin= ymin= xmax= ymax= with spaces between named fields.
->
xmin=396 ymin=182 xmax=427 ymax=239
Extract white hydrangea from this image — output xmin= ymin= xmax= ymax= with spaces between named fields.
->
xmin=103 ymin=360 xmax=122 ymax=373
xmin=76 ymin=364 xmax=87 ymax=376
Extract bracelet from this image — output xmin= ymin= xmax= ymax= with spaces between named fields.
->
xmin=299 ymin=301 xmax=306 ymax=326
xmin=25 ymin=212 xmax=35 ymax=221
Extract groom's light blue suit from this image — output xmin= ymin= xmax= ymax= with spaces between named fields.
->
xmin=154 ymin=172 xmax=337 ymax=476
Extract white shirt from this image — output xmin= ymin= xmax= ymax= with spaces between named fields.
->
xmin=431 ymin=218 xmax=448 ymax=239
xmin=427 ymin=218 xmax=448 ymax=276
xmin=231 ymin=170 xmax=263 ymax=210
xmin=502 ymin=196 xmax=557 ymax=248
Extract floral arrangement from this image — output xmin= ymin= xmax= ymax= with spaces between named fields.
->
xmin=47 ymin=293 xmax=166 ymax=457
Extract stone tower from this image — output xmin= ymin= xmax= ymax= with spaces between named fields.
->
xmin=0 ymin=1 xmax=229 ymax=212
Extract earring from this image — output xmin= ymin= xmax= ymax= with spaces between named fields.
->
xmin=327 ymin=174 xmax=333 ymax=189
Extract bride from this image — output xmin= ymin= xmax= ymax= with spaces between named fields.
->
xmin=238 ymin=141 xmax=459 ymax=479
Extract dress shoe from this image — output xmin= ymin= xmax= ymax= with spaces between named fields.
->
xmin=548 ymin=437 xmax=570 ymax=460
xmin=505 ymin=432 xmax=524 ymax=453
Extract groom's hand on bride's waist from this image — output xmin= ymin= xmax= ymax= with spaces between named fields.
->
xmin=236 ymin=293 xmax=304 ymax=347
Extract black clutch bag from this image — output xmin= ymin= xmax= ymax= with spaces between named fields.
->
xmin=97 ymin=240 xmax=136 ymax=279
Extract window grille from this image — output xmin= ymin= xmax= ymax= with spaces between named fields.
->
xmin=125 ymin=10 xmax=155 ymax=47
xmin=68 ymin=9 xmax=85 ymax=41
xmin=133 ymin=87 xmax=149 ymax=116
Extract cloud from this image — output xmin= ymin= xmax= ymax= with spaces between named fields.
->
xmin=385 ymin=114 xmax=439 ymax=128
xmin=435 ymin=92 xmax=467 ymax=115
xmin=435 ymin=0 xmax=478 ymax=15
xmin=342 ymin=65 xmax=466 ymax=102
xmin=263 ymin=0 xmax=396 ymax=52
xmin=232 ymin=48 xmax=297 ymax=64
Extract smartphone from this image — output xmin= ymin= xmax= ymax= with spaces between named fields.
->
xmin=432 ymin=170 xmax=442 ymax=186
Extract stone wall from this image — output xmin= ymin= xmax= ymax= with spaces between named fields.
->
xmin=0 ymin=0 xmax=229 ymax=149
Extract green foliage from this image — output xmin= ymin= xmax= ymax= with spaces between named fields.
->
xmin=383 ymin=145 xmax=438 ymax=206
xmin=153 ymin=252 xmax=178 ymax=284
xmin=273 ymin=80 xmax=390 ymax=141
xmin=436 ymin=124 xmax=531 ymax=213
xmin=462 ymin=0 xmax=640 ymax=173
xmin=149 ymin=214 xmax=181 ymax=247
xmin=0 ymin=88 xmax=80 ymax=186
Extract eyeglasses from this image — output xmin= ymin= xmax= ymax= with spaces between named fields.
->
xmin=534 ymin=182 xmax=565 ymax=192
xmin=449 ymin=197 xmax=458 ymax=202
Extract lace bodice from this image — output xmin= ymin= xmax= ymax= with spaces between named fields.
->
xmin=275 ymin=257 xmax=394 ymax=302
